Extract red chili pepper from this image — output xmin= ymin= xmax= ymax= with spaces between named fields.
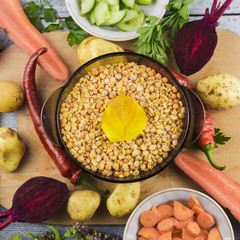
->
xmin=23 ymin=48 xmax=109 ymax=195
xmin=170 ymin=70 xmax=225 ymax=170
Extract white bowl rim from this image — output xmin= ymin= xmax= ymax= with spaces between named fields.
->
xmin=123 ymin=187 xmax=235 ymax=240
xmin=65 ymin=0 xmax=169 ymax=41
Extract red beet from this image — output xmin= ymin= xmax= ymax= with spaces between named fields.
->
xmin=0 ymin=177 xmax=69 ymax=230
xmin=173 ymin=0 xmax=233 ymax=76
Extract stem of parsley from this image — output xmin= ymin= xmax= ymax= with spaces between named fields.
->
xmin=134 ymin=0 xmax=196 ymax=64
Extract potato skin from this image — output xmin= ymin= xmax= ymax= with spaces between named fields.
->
xmin=77 ymin=37 xmax=124 ymax=65
xmin=0 ymin=127 xmax=25 ymax=172
xmin=196 ymin=73 xmax=240 ymax=109
xmin=107 ymin=182 xmax=140 ymax=217
xmin=67 ymin=190 xmax=101 ymax=221
xmin=0 ymin=80 xmax=24 ymax=113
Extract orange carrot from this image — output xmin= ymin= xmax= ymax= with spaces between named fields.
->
xmin=172 ymin=238 xmax=183 ymax=240
xmin=138 ymin=237 xmax=148 ymax=240
xmin=191 ymin=205 xmax=205 ymax=216
xmin=176 ymin=216 xmax=194 ymax=230
xmin=208 ymin=227 xmax=222 ymax=240
xmin=193 ymin=236 xmax=207 ymax=240
xmin=0 ymin=0 xmax=68 ymax=81
xmin=182 ymin=227 xmax=195 ymax=240
xmin=186 ymin=221 xmax=201 ymax=236
xmin=188 ymin=196 xmax=204 ymax=209
xmin=138 ymin=227 xmax=160 ymax=240
xmin=157 ymin=204 xmax=174 ymax=220
xmin=140 ymin=210 xmax=160 ymax=227
xmin=196 ymin=212 xmax=215 ymax=229
xmin=158 ymin=231 xmax=172 ymax=240
xmin=157 ymin=218 xmax=174 ymax=233
xmin=173 ymin=200 xmax=194 ymax=221
xmin=199 ymin=228 xmax=209 ymax=236
xmin=174 ymin=152 xmax=240 ymax=222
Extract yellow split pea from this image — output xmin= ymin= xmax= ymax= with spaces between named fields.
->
xmin=59 ymin=62 xmax=185 ymax=178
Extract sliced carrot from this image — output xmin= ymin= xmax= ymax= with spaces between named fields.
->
xmin=208 ymin=227 xmax=222 ymax=240
xmin=193 ymin=236 xmax=207 ymax=240
xmin=157 ymin=204 xmax=174 ymax=220
xmin=186 ymin=221 xmax=201 ymax=237
xmin=0 ymin=0 xmax=69 ymax=81
xmin=174 ymin=152 xmax=240 ymax=223
xmin=152 ymin=205 xmax=162 ymax=218
xmin=173 ymin=200 xmax=194 ymax=221
xmin=182 ymin=227 xmax=195 ymax=240
xmin=196 ymin=212 xmax=215 ymax=229
xmin=170 ymin=217 xmax=180 ymax=228
xmin=157 ymin=218 xmax=174 ymax=233
xmin=140 ymin=210 xmax=160 ymax=227
xmin=192 ymin=205 xmax=205 ymax=216
xmin=172 ymin=238 xmax=183 ymax=240
xmin=188 ymin=196 xmax=204 ymax=209
xmin=176 ymin=215 xmax=194 ymax=229
xmin=138 ymin=227 xmax=160 ymax=240
xmin=138 ymin=237 xmax=148 ymax=240
xmin=158 ymin=231 xmax=172 ymax=240
xmin=172 ymin=228 xmax=182 ymax=238
xmin=199 ymin=228 xmax=209 ymax=236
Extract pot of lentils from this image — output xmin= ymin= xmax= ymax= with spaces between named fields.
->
xmin=41 ymin=52 xmax=205 ymax=183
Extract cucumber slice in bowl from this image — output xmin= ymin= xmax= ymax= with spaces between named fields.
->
xmin=94 ymin=1 xmax=111 ymax=26
xmin=122 ymin=0 xmax=135 ymax=9
xmin=136 ymin=0 xmax=152 ymax=4
xmin=121 ymin=9 xmax=139 ymax=22
xmin=102 ymin=10 xmax=127 ymax=26
xmin=116 ymin=9 xmax=144 ymax=32
xmin=80 ymin=0 xmax=95 ymax=16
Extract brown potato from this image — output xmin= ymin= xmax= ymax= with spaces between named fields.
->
xmin=0 ymin=127 xmax=25 ymax=172
xmin=0 ymin=80 xmax=24 ymax=113
xmin=77 ymin=37 xmax=124 ymax=65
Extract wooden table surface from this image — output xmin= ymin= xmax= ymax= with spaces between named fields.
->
xmin=0 ymin=0 xmax=240 ymax=239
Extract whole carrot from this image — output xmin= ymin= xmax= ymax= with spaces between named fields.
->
xmin=170 ymin=70 xmax=225 ymax=170
xmin=175 ymin=152 xmax=240 ymax=222
xmin=23 ymin=47 xmax=109 ymax=195
xmin=0 ymin=0 xmax=68 ymax=82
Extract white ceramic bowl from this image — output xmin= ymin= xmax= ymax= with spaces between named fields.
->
xmin=65 ymin=0 xmax=169 ymax=41
xmin=123 ymin=188 xmax=234 ymax=240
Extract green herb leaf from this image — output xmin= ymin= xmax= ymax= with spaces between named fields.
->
xmin=29 ymin=16 xmax=45 ymax=33
xmin=43 ymin=8 xmax=56 ymax=23
xmin=24 ymin=1 xmax=40 ymax=18
xmin=8 ymin=234 xmax=22 ymax=240
xmin=24 ymin=1 xmax=87 ymax=47
xmin=44 ymin=23 xmax=64 ymax=32
xmin=47 ymin=225 xmax=60 ymax=240
xmin=214 ymin=128 xmax=231 ymax=147
xmin=134 ymin=0 xmax=195 ymax=64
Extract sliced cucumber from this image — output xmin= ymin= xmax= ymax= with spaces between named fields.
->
xmin=89 ymin=10 xmax=95 ymax=25
xmin=136 ymin=0 xmax=152 ymax=4
xmin=107 ymin=0 xmax=120 ymax=11
xmin=80 ymin=0 xmax=95 ymax=16
xmin=116 ymin=9 xmax=144 ymax=32
xmin=121 ymin=9 xmax=138 ymax=22
xmin=94 ymin=1 xmax=111 ymax=26
xmin=133 ymin=3 xmax=142 ymax=12
xmin=102 ymin=10 xmax=126 ymax=25
xmin=122 ymin=0 xmax=135 ymax=9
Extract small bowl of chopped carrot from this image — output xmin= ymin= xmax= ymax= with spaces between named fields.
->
xmin=123 ymin=188 xmax=234 ymax=240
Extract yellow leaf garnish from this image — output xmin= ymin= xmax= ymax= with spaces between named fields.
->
xmin=102 ymin=92 xmax=147 ymax=142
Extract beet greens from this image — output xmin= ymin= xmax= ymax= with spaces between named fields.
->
xmin=0 ymin=177 xmax=69 ymax=230
xmin=173 ymin=0 xmax=233 ymax=76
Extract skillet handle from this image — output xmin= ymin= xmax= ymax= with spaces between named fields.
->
xmin=182 ymin=86 xmax=206 ymax=147
xmin=41 ymin=87 xmax=64 ymax=148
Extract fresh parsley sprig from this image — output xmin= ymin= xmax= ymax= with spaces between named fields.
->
xmin=134 ymin=0 xmax=196 ymax=64
xmin=24 ymin=0 xmax=88 ymax=47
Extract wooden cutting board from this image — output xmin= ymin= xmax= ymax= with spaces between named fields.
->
xmin=0 ymin=30 xmax=240 ymax=225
